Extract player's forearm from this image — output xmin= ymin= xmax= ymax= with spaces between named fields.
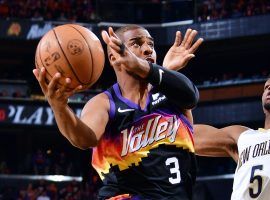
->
xmin=52 ymin=105 xmax=98 ymax=149
xmin=194 ymin=140 xmax=230 ymax=157
xmin=194 ymin=124 xmax=233 ymax=157
xmin=147 ymin=63 xmax=199 ymax=109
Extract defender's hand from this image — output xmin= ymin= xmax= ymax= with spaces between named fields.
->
xmin=163 ymin=29 xmax=203 ymax=71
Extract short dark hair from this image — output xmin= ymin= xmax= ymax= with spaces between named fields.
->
xmin=268 ymin=74 xmax=270 ymax=80
xmin=107 ymin=25 xmax=147 ymax=56
xmin=115 ymin=24 xmax=146 ymax=40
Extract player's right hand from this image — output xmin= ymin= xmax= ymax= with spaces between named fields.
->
xmin=33 ymin=67 xmax=82 ymax=109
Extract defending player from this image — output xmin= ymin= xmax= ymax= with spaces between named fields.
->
xmin=194 ymin=76 xmax=270 ymax=200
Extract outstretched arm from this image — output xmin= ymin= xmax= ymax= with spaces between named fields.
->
xmin=194 ymin=124 xmax=249 ymax=162
xmin=33 ymin=68 xmax=109 ymax=149
xmin=162 ymin=29 xmax=203 ymax=123
xmin=102 ymin=27 xmax=199 ymax=109
xmin=163 ymin=29 xmax=203 ymax=71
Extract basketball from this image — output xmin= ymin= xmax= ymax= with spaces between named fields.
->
xmin=35 ymin=24 xmax=105 ymax=91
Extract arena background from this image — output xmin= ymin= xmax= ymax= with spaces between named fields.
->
xmin=0 ymin=0 xmax=269 ymax=199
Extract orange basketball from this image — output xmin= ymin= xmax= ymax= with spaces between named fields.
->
xmin=35 ymin=24 xmax=105 ymax=91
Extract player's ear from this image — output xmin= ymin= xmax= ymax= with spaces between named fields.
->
xmin=107 ymin=46 xmax=122 ymax=71
xmin=107 ymin=47 xmax=115 ymax=65
xmin=109 ymin=53 xmax=116 ymax=62
xmin=108 ymin=52 xmax=117 ymax=67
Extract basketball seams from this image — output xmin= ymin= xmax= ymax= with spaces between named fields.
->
xmin=37 ymin=38 xmax=54 ymax=80
xmin=52 ymin=28 xmax=87 ymax=86
xmin=35 ymin=24 xmax=104 ymax=91
xmin=67 ymin=24 xmax=94 ymax=85
xmin=37 ymin=35 xmax=66 ymax=88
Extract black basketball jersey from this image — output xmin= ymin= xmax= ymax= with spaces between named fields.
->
xmin=92 ymin=83 xmax=197 ymax=200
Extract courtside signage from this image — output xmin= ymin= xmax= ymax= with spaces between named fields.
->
xmin=0 ymin=102 xmax=81 ymax=126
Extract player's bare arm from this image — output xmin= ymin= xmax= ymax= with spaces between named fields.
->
xmin=163 ymin=28 xmax=203 ymax=71
xmin=79 ymin=93 xmax=110 ymax=148
xmin=194 ymin=124 xmax=249 ymax=161
xmin=33 ymin=67 xmax=109 ymax=149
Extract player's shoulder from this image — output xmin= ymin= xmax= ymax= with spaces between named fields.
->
xmin=229 ymin=125 xmax=254 ymax=143
xmin=226 ymin=125 xmax=250 ymax=133
xmin=239 ymin=127 xmax=265 ymax=136
xmin=82 ymin=92 xmax=110 ymax=114
xmin=223 ymin=125 xmax=250 ymax=142
xmin=86 ymin=92 xmax=109 ymax=104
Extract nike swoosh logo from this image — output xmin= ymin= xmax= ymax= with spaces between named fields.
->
xmin=159 ymin=69 xmax=164 ymax=84
xmin=118 ymin=108 xmax=135 ymax=113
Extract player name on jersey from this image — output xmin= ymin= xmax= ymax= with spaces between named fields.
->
xmin=121 ymin=115 xmax=180 ymax=156
xmin=238 ymin=139 xmax=270 ymax=168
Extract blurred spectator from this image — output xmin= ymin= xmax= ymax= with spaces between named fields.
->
xmin=26 ymin=183 xmax=36 ymax=200
xmin=57 ymin=12 xmax=68 ymax=21
xmin=0 ymin=0 xmax=9 ymax=18
xmin=0 ymin=160 xmax=10 ymax=174
xmin=59 ymin=180 xmax=81 ymax=200
xmin=12 ymin=90 xmax=23 ymax=98
xmin=17 ymin=188 xmax=28 ymax=200
xmin=32 ymin=149 xmax=50 ymax=175
xmin=36 ymin=190 xmax=50 ymax=200
xmin=0 ymin=80 xmax=30 ymax=98
xmin=1 ymin=186 xmax=17 ymax=200
xmin=53 ymin=151 xmax=73 ymax=175
xmin=31 ymin=10 xmax=44 ymax=21
xmin=0 ymin=89 xmax=8 ymax=97
xmin=46 ymin=183 xmax=58 ymax=200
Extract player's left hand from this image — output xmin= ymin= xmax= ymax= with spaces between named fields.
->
xmin=163 ymin=29 xmax=203 ymax=71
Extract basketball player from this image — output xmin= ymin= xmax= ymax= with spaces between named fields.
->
xmin=193 ymin=76 xmax=270 ymax=200
xmin=33 ymin=25 xmax=203 ymax=200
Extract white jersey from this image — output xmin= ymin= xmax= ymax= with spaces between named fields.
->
xmin=231 ymin=128 xmax=270 ymax=200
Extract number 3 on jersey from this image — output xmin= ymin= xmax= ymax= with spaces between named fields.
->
xmin=165 ymin=157 xmax=181 ymax=184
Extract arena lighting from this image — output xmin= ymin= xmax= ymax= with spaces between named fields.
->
xmin=98 ymin=19 xmax=194 ymax=28
xmin=45 ymin=175 xmax=82 ymax=182
xmin=0 ymin=174 xmax=234 ymax=182
xmin=0 ymin=174 xmax=82 ymax=182
xmin=197 ymin=173 xmax=235 ymax=181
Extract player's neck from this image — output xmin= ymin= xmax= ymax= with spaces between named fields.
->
xmin=118 ymin=79 xmax=149 ymax=109
xmin=117 ymin=72 xmax=148 ymax=92
xmin=265 ymin=113 xmax=270 ymax=129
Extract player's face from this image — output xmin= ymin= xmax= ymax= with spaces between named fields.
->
xmin=262 ymin=79 xmax=270 ymax=112
xmin=122 ymin=28 xmax=157 ymax=64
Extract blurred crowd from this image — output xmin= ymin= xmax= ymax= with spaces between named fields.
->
xmin=197 ymin=69 xmax=269 ymax=87
xmin=0 ymin=0 xmax=269 ymax=23
xmin=0 ymin=157 xmax=235 ymax=200
xmin=1 ymin=179 xmax=101 ymax=200
xmin=0 ymin=0 xmax=96 ymax=23
xmin=1 ymin=149 xmax=81 ymax=176
xmin=197 ymin=0 xmax=270 ymax=22
xmin=0 ymin=149 xmax=237 ymax=178
xmin=0 ymin=148 xmax=102 ymax=199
